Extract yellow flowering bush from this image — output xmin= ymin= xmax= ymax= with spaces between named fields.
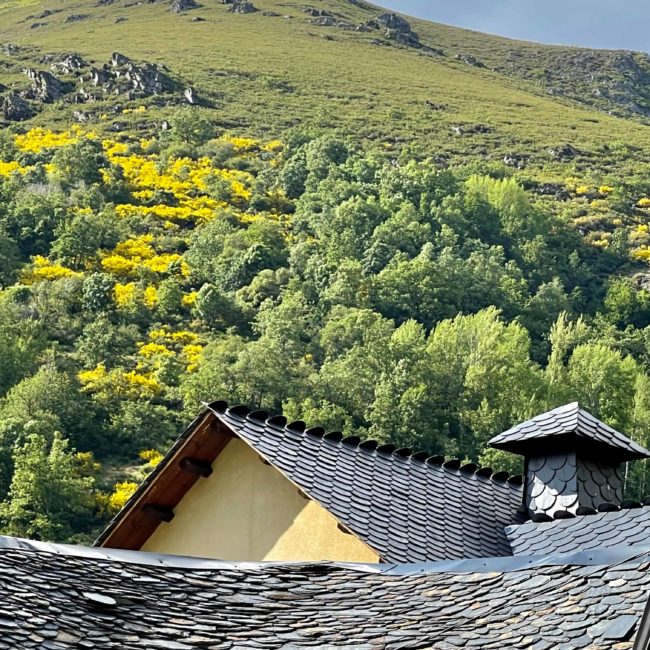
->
xmin=102 ymin=255 xmax=139 ymax=276
xmin=78 ymin=364 xmax=108 ymax=387
xmin=107 ymin=481 xmax=138 ymax=512
xmin=15 ymin=127 xmax=95 ymax=153
xmin=140 ymin=327 xmax=202 ymax=371
xmin=0 ymin=161 xmax=27 ymax=176
xmin=183 ymin=344 xmax=203 ymax=372
xmin=114 ymin=282 xmax=137 ymax=308
xmin=172 ymin=330 xmax=199 ymax=344
xmin=632 ymin=246 xmax=650 ymax=261
xmin=638 ymin=198 xmax=650 ymax=208
xmin=79 ymin=364 xmax=161 ymax=398
xmin=144 ymin=285 xmax=158 ymax=308
xmin=139 ymin=449 xmax=164 ymax=467
xmin=114 ymin=235 xmax=155 ymax=260
xmin=138 ymin=342 xmax=173 ymax=358
xmin=22 ymin=256 xmax=82 ymax=284
xmin=123 ymin=371 xmax=161 ymax=394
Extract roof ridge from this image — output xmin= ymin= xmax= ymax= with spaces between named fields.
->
xmin=209 ymin=400 xmax=522 ymax=488
xmin=7 ymin=534 xmax=650 ymax=576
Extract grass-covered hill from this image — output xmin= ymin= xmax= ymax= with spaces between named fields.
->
xmin=2 ymin=0 xmax=650 ymax=177
xmin=2 ymin=0 xmax=650 ymax=543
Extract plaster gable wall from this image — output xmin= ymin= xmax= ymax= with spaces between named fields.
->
xmin=141 ymin=439 xmax=379 ymax=563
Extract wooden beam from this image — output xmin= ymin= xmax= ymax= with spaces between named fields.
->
xmin=142 ymin=504 xmax=175 ymax=523
xmin=179 ymin=457 xmax=213 ymax=477
xmin=98 ymin=412 xmax=235 ymax=550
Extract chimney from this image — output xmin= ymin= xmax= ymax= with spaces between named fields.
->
xmin=488 ymin=402 xmax=650 ymax=518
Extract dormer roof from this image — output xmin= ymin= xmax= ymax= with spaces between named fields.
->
xmin=488 ymin=402 xmax=650 ymax=462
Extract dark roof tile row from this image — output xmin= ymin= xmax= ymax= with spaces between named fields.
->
xmin=0 ymin=537 xmax=649 ymax=649
xmin=507 ymin=506 xmax=650 ymax=556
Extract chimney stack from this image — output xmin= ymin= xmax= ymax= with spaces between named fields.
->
xmin=488 ymin=403 xmax=650 ymax=518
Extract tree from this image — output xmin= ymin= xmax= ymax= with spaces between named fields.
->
xmin=0 ymin=432 xmax=96 ymax=541
xmin=49 ymin=139 xmax=108 ymax=188
xmin=0 ymin=229 xmax=20 ymax=286
xmin=566 ymin=344 xmax=639 ymax=432
xmin=465 ymin=175 xmax=546 ymax=241
xmin=195 ymin=283 xmax=245 ymax=331
xmin=368 ymin=320 xmax=438 ymax=449
xmin=520 ymin=278 xmax=572 ymax=360
xmin=4 ymin=188 xmax=67 ymax=257
xmin=82 ymin=272 xmax=116 ymax=313
xmin=426 ymin=307 xmax=543 ymax=458
xmin=0 ymin=365 xmax=91 ymax=447
xmin=168 ymin=107 xmax=216 ymax=148
xmin=602 ymin=278 xmax=650 ymax=330
xmin=52 ymin=210 xmax=121 ymax=269
xmin=0 ymin=293 xmax=45 ymax=396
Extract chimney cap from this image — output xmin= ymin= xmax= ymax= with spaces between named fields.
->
xmin=488 ymin=402 xmax=650 ymax=462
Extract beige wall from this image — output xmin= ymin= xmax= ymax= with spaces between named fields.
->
xmin=142 ymin=439 xmax=379 ymax=563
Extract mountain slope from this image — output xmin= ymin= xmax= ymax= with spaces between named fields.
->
xmin=1 ymin=0 xmax=650 ymax=179
xmin=3 ymin=0 xmax=650 ymax=544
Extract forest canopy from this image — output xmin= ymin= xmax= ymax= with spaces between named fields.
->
xmin=1 ymin=114 xmax=650 ymax=541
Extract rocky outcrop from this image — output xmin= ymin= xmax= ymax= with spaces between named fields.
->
xmin=110 ymin=52 xmax=130 ymax=67
xmin=1 ymin=93 xmax=34 ymax=121
xmin=228 ymin=1 xmax=258 ymax=13
xmin=51 ymin=54 xmax=87 ymax=75
xmin=170 ymin=0 xmax=199 ymax=13
xmin=6 ymin=49 xmax=185 ymax=122
xmin=370 ymin=13 xmax=412 ymax=33
xmin=495 ymin=47 xmax=650 ymax=120
xmin=184 ymin=87 xmax=196 ymax=104
xmin=532 ymin=183 xmax=571 ymax=200
xmin=363 ymin=12 xmax=442 ymax=54
xmin=456 ymin=53 xmax=485 ymax=68
xmin=23 ymin=68 xmax=64 ymax=102
xmin=79 ymin=56 xmax=174 ymax=100
xmin=303 ymin=7 xmax=331 ymax=17
xmin=452 ymin=123 xmax=491 ymax=135
xmin=66 ymin=14 xmax=90 ymax=23
xmin=503 ymin=152 xmax=528 ymax=169
xmin=548 ymin=144 xmax=580 ymax=161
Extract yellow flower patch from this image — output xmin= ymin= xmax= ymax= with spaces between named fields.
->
xmin=138 ymin=342 xmax=173 ymax=358
xmin=15 ymin=127 xmax=95 ymax=153
xmin=22 ymin=256 xmax=82 ymax=283
xmin=114 ymin=282 xmax=137 ymax=307
xmin=0 ymin=161 xmax=27 ymax=176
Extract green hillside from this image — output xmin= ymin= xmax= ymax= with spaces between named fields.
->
xmin=1 ymin=0 xmax=650 ymax=542
xmin=1 ymin=0 xmax=650 ymax=176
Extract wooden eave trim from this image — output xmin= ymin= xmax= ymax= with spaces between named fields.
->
xmin=97 ymin=411 xmax=235 ymax=551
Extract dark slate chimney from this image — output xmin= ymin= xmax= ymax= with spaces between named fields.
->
xmin=488 ymin=403 xmax=650 ymax=518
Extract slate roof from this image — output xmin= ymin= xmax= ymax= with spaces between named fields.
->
xmin=1 ymin=536 xmax=650 ymax=650
xmin=203 ymin=402 xmax=526 ymax=562
xmin=507 ymin=506 xmax=650 ymax=556
xmin=489 ymin=402 xmax=650 ymax=461
xmin=98 ymin=401 xmax=527 ymax=561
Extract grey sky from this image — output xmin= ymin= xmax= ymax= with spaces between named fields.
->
xmin=376 ymin=1 xmax=649 ymax=53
